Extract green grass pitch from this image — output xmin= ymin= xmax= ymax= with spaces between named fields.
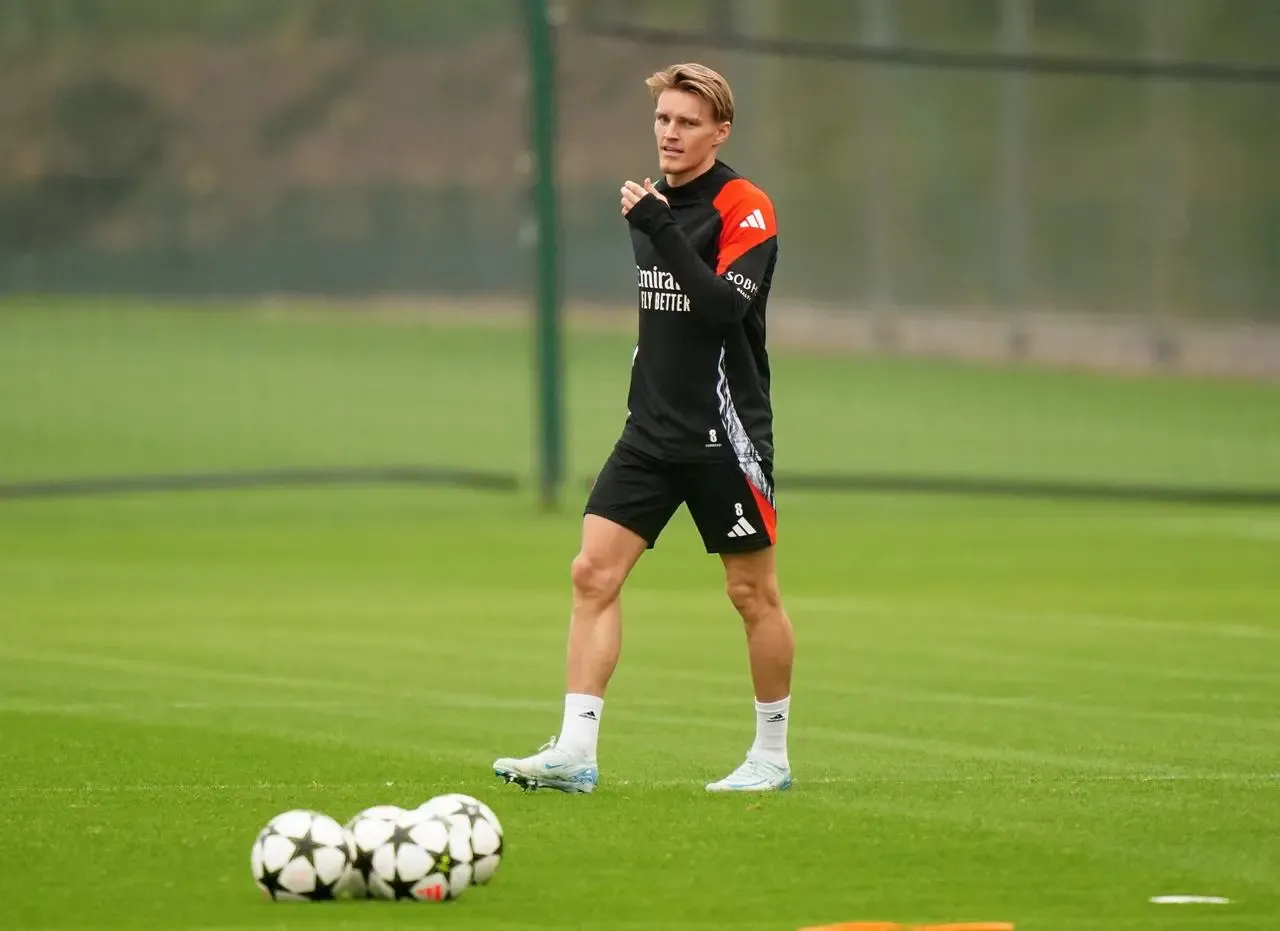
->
xmin=1 ymin=304 xmax=1278 ymax=930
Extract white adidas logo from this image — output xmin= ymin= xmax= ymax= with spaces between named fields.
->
xmin=727 ymin=516 xmax=757 ymax=538
xmin=738 ymin=208 xmax=766 ymax=231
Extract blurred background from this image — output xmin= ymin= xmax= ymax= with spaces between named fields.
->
xmin=6 ymin=8 xmax=1280 ymax=925
xmin=1 ymin=0 xmax=1277 ymax=504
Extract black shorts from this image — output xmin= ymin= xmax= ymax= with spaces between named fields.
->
xmin=584 ymin=441 xmax=777 ymax=554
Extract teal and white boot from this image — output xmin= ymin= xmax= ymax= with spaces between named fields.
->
xmin=705 ymin=754 xmax=793 ymax=792
xmin=493 ymin=737 xmax=599 ymax=793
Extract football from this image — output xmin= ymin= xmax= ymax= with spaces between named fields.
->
xmin=419 ymin=792 xmax=505 ymax=885
xmin=365 ymin=809 xmax=474 ymax=902
xmin=337 ymin=805 xmax=407 ymax=898
xmin=250 ymin=809 xmax=353 ymax=902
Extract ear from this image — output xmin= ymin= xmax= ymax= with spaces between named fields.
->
xmin=714 ymin=121 xmax=732 ymax=147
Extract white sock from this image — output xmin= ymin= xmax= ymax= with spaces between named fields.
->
xmin=557 ymin=693 xmax=603 ymax=761
xmin=750 ymin=696 xmax=790 ymax=767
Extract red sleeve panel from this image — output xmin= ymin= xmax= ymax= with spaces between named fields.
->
xmin=714 ymin=178 xmax=778 ymax=275
xmin=625 ymin=173 xmax=777 ymax=325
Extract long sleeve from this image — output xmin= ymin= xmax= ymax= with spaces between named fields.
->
xmin=626 ymin=183 xmax=777 ymax=326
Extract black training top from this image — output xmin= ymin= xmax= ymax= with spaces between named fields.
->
xmin=619 ymin=159 xmax=779 ymax=466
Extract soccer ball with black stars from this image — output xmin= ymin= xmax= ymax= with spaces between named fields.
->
xmin=336 ymin=805 xmax=406 ymax=899
xmin=250 ymin=809 xmax=353 ymax=902
xmin=365 ymin=809 xmax=474 ymax=902
xmin=419 ymin=793 xmax=504 ymax=885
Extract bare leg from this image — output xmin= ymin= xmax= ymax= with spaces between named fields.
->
xmin=565 ymin=514 xmax=649 ymax=697
xmin=722 ymin=546 xmax=794 ymax=703
xmin=491 ymin=514 xmax=648 ymax=791
xmin=702 ymin=545 xmax=796 ymax=788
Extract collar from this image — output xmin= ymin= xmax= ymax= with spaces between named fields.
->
xmin=657 ymin=159 xmax=733 ymax=203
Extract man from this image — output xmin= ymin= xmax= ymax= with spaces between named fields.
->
xmin=493 ymin=63 xmax=794 ymax=793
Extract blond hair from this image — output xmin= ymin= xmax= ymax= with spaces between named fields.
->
xmin=645 ymin=63 xmax=735 ymax=124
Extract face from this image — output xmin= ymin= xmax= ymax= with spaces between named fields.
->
xmin=654 ymin=88 xmax=730 ymax=182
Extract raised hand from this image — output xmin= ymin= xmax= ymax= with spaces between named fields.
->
xmin=620 ymin=178 xmax=669 ymax=216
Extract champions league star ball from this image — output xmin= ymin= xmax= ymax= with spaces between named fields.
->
xmin=250 ymin=809 xmax=353 ymax=902
xmin=365 ymin=809 xmax=474 ymax=902
xmin=336 ymin=805 xmax=407 ymax=898
xmin=419 ymin=793 xmax=505 ymax=885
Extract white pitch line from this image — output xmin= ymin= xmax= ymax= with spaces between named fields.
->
xmin=7 ymin=771 xmax=1274 ymax=797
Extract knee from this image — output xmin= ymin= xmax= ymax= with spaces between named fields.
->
xmin=571 ymin=551 xmax=625 ymax=605
xmin=726 ymin=574 xmax=780 ymax=623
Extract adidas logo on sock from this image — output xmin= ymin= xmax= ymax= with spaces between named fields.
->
xmin=764 ymin=712 xmax=786 ymax=723
xmin=578 ymin=710 xmax=598 ymax=720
